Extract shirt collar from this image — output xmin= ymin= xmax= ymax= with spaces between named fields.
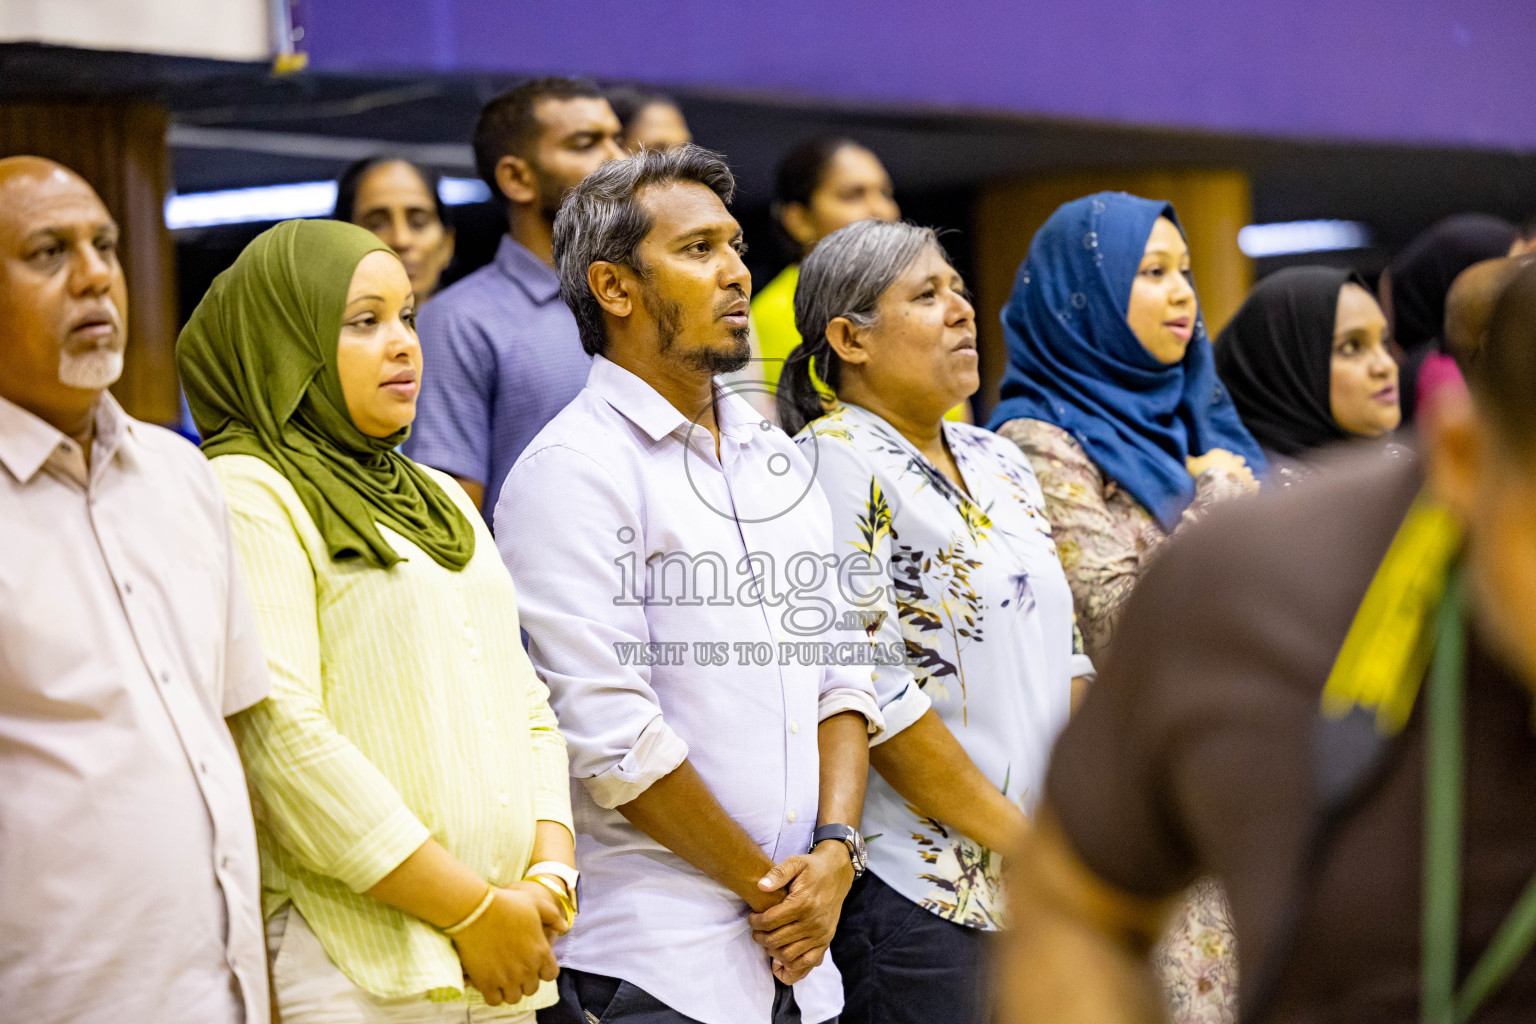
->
xmin=714 ymin=385 xmax=763 ymax=449
xmin=588 ymin=355 xmax=690 ymax=442
xmin=587 ymin=355 xmax=762 ymax=449
xmin=493 ymin=234 xmax=562 ymax=305
xmin=0 ymin=391 xmax=131 ymax=485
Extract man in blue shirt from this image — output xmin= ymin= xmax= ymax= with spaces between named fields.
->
xmin=407 ymin=77 xmax=624 ymax=519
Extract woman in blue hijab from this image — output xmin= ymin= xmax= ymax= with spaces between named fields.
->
xmin=990 ymin=192 xmax=1257 ymax=1024
xmin=990 ymin=192 xmax=1264 ymax=657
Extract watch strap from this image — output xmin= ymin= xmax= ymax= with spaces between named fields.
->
xmin=811 ymin=824 xmax=866 ymax=877
xmin=525 ymin=860 xmax=579 ymax=891
xmin=812 ymin=824 xmax=858 ymax=847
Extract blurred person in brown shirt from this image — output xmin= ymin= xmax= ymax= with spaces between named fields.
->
xmin=1001 ymin=260 xmax=1536 ymax=1022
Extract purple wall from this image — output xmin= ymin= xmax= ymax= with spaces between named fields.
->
xmin=304 ymin=0 xmax=1536 ymax=151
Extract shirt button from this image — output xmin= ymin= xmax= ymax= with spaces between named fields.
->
xmin=469 ymin=647 xmax=481 ymax=661
xmin=123 ymin=581 xmax=134 ymax=595
xmin=220 ymin=856 xmax=232 ymax=871
xmin=790 ymin=721 xmax=799 ymax=734
xmin=483 ymin=719 xmax=495 ymax=732
xmin=498 ymin=792 xmax=509 ymax=806
xmin=198 ymin=760 xmax=209 ymax=775
xmin=159 ymin=670 xmax=171 ymax=685
xmin=787 ymin=810 xmax=797 ymax=823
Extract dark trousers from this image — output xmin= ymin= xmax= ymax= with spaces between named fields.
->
xmin=829 ymin=872 xmax=992 ymax=1024
xmin=540 ymin=968 xmax=827 ymax=1024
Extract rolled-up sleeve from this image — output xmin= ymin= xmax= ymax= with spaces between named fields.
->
xmin=216 ymin=462 xmax=430 ymax=892
xmin=496 ymin=445 xmax=689 ymax=810
xmin=801 ymin=436 xmax=924 ymax=746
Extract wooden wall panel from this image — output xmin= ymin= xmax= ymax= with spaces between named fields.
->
xmin=0 ymin=101 xmax=179 ymax=424
xmin=973 ymin=169 xmax=1252 ymax=419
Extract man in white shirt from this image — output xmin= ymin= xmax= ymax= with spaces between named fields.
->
xmin=0 ymin=156 xmax=271 ymax=1023
xmin=496 ymin=146 xmax=884 ymax=1024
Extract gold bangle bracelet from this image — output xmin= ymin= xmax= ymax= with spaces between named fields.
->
xmin=442 ymin=885 xmax=496 ymax=936
xmin=527 ymin=874 xmax=577 ymax=927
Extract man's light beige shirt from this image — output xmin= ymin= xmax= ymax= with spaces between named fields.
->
xmin=0 ymin=393 xmax=270 ymax=1023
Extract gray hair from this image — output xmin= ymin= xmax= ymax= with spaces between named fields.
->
xmin=778 ymin=220 xmax=946 ymax=435
xmin=552 ymin=144 xmax=736 ymax=356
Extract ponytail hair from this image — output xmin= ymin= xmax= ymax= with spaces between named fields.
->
xmin=776 ymin=219 xmax=947 ymax=436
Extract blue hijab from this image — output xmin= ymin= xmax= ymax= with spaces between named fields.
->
xmin=988 ymin=192 xmax=1264 ymax=531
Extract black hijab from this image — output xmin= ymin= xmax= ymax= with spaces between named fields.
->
xmin=1385 ymin=215 xmax=1516 ymax=421
xmin=1386 ymin=213 xmax=1518 ymax=355
xmin=1215 ymin=267 xmax=1369 ymax=458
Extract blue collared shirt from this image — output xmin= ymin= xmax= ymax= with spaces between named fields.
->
xmin=405 ymin=235 xmax=593 ymax=524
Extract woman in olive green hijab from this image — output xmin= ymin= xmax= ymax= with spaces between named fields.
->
xmin=180 ymin=219 xmax=579 ymax=1022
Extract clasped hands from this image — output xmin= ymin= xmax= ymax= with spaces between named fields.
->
xmin=1186 ymin=448 xmax=1256 ymax=485
xmin=748 ymin=842 xmax=856 ymax=985
xmin=450 ymin=880 xmax=571 ymax=1007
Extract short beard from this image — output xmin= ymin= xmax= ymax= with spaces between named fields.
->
xmin=58 ymin=346 xmax=124 ymax=390
xmin=642 ymin=279 xmax=752 ymax=376
xmin=695 ymin=326 xmax=752 ymax=376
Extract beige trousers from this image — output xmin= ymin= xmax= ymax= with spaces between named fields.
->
xmin=266 ymin=907 xmax=536 ymax=1024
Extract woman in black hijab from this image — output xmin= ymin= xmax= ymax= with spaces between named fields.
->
xmin=1382 ymin=213 xmax=1517 ymax=420
xmin=1216 ymin=267 xmax=1400 ymax=472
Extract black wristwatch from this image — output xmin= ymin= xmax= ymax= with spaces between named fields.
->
xmin=811 ymin=823 xmax=867 ymax=879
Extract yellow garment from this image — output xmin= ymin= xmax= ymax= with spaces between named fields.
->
xmin=751 ymin=264 xmax=970 ymax=421
xmin=750 ymin=265 xmax=804 ymax=394
xmin=215 ymin=454 xmax=572 ymax=1008
xmin=1320 ymin=496 xmax=1462 ymax=734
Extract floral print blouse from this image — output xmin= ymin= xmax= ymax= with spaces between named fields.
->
xmin=994 ymin=418 xmax=1259 ymax=662
xmin=998 ymin=417 xmax=1258 ymax=1024
xmin=797 ymin=404 xmax=1092 ymax=930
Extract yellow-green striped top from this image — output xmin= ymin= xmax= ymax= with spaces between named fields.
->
xmin=214 ymin=454 xmax=572 ymax=1009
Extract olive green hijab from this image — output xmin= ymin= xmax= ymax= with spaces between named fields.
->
xmin=178 ymin=219 xmax=475 ymax=571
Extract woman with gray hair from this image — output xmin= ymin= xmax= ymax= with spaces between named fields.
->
xmin=779 ymin=221 xmax=1092 ymax=1023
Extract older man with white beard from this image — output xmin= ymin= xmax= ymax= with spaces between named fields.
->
xmin=0 ymin=156 xmax=271 ymax=1023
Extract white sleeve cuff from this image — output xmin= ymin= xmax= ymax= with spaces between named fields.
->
xmin=1070 ymin=653 xmax=1097 ymax=681
xmin=817 ymin=688 xmax=886 ymax=743
xmin=867 ymin=678 xmax=932 ymax=747
xmin=579 ymin=715 xmax=690 ymax=810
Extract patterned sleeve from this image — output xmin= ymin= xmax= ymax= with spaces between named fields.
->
xmin=1183 ymin=466 xmax=1260 ymax=524
xmin=996 ymin=419 xmax=1154 ymax=659
xmin=797 ymin=429 xmax=930 ymax=743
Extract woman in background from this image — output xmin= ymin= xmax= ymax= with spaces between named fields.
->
xmin=753 ymin=141 xmax=894 ymax=379
xmin=1216 ymin=266 xmax=1400 ymax=481
xmin=606 ymin=88 xmax=693 ymax=153
xmin=179 ymin=219 xmax=576 ymax=1022
xmin=989 ymin=191 xmax=1265 ymax=1024
xmin=334 ymin=155 xmax=456 ymax=301
xmin=1380 ymin=212 xmax=1516 ymax=421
